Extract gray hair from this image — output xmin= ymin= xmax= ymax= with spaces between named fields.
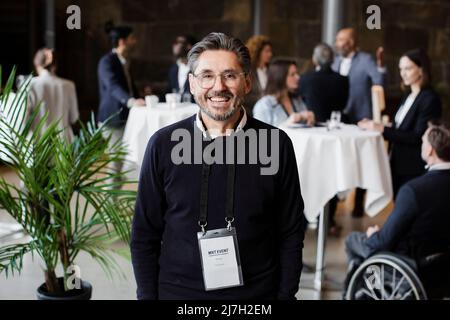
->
xmin=312 ymin=43 xmax=334 ymax=69
xmin=187 ymin=32 xmax=251 ymax=74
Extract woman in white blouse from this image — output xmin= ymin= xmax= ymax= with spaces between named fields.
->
xmin=358 ymin=49 xmax=442 ymax=196
xmin=253 ymin=59 xmax=315 ymax=127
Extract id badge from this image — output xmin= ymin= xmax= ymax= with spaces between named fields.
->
xmin=197 ymin=227 xmax=244 ymax=291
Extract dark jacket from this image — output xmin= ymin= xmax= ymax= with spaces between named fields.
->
xmin=97 ymin=52 xmax=136 ymax=127
xmin=332 ymin=51 xmax=386 ymax=123
xmin=299 ymin=67 xmax=349 ymax=122
xmin=167 ymin=63 xmax=191 ymax=96
xmin=366 ymin=169 xmax=450 ymax=259
xmin=384 ymin=88 xmax=442 ymax=177
xmin=131 ymin=115 xmax=306 ymax=300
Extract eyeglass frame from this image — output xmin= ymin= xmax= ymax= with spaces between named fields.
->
xmin=191 ymin=70 xmax=247 ymax=89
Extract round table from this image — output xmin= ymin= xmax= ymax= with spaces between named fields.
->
xmin=122 ymin=102 xmax=199 ymax=179
xmin=280 ymin=123 xmax=393 ymax=297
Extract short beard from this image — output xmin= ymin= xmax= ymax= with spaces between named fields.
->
xmin=198 ymin=102 xmax=240 ymax=121
xmin=195 ymin=91 xmax=243 ymax=121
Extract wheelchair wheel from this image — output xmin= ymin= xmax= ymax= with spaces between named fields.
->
xmin=345 ymin=253 xmax=428 ymax=300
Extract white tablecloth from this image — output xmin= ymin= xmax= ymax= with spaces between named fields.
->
xmin=280 ymin=124 xmax=393 ymax=222
xmin=122 ymin=103 xmax=198 ymax=179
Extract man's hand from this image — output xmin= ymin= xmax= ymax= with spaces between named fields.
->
xmin=358 ymin=118 xmax=384 ymax=133
xmin=366 ymin=225 xmax=380 ymax=238
xmin=376 ymin=46 xmax=385 ymax=68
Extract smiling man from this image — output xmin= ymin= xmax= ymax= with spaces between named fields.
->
xmin=131 ymin=32 xmax=306 ymax=300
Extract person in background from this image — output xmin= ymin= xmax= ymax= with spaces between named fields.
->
xmin=359 ymin=49 xmax=442 ymax=197
xmin=253 ymin=59 xmax=315 ymax=128
xmin=97 ymin=25 xmax=145 ymax=187
xmin=299 ymin=42 xmax=349 ymax=123
xmin=332 ymin=27 xmax=387 ymax=218
xmin=167 ymin=34 xmax=197 ymax=102
xmin=28 ymin=48 xmax=79 ymax=143
xmin=298 ymin=42 xmax=349 ymax=235
xmin=345 ymin=122 xmax=450 ymax=298
xmin=244 ymin=35 xmax=273 ymax=114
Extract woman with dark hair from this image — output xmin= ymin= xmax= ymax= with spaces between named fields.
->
xmin=359 ymin=49 xmax=442 ymax=196
xmin=244 ymin=35 xmax=273 ymax=113
xmin=253 ymin=59 xmax=315 ymax=127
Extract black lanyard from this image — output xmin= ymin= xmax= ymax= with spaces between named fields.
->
xmin=198 ymin=161 xmax=236 ymax=233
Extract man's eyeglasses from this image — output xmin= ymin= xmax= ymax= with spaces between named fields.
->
xmin=192 ymin=71 xmax=246 ymax=89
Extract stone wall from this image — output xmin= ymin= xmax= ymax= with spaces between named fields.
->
xmin=52 ymin=0 xmax=450 ymax=120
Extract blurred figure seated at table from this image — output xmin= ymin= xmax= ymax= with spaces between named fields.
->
xmin=253 ymin=59 xmax=315 ymax=127
xmin=167 ymin=34 xmax=197 ymax=102
xmin=299 ymin=42 xmax=349 ymax=123
xmin=345 ymin=122 xmax=450 ymax=277
xmin=28 ymin=48 xmax=79 ymax=143
xmin=244 ymin=35 xmax=273 ymax=114
xmin=358 ymin=49 xmax=442 ymax=197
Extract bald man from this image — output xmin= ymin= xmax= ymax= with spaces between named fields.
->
xmin=332 ymin=28 xmax=387 ymax=218
xmin=332 ymin=28 xmax=386 ymax=124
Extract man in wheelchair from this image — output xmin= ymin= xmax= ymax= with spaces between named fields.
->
xmin=345 ymin=122 xmax=450 ymax=299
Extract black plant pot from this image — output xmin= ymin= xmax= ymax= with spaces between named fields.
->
xmin=36 ymin=277 xmax=92 ymax=300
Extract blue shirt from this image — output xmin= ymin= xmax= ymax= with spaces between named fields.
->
xmin=253 ymin=95 xmax=307 ymax=127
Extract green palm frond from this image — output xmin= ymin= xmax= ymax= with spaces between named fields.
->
xmin=0 ymin=66 xmax=137 ymax=290
xmin=0 ymin=241 xmax=37 ymax=277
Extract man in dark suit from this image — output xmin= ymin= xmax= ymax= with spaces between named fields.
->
xmin=97 ymin=25 xmax=145 ymax=186
xmin=345 ymin=122 xmax=450 ymax=269
xmin=299 ymin=42 xmax=349 ymax=123
xmin=167 ymin=35 xmax=197 ymax=101
xmin=98 ymin=25 xmax=145 ymax=126
xmin=332 ymin=28 xmax=387 ymax=217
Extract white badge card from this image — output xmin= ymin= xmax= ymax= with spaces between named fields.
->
xmin=197 ymin=227 xmax=244 ymax=291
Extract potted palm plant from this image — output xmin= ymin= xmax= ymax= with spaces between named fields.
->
xmin=0 ymin=67 xmax=136 ymax=300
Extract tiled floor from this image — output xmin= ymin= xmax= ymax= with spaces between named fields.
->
xmin=0 ymin=164 xmax=392 ymax=300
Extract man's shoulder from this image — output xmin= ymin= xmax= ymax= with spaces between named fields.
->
xmin=408 ymin=170 xmax=450 ymax=191
xmin=303 ymin=69 xmax=346 ymax=81
xmin=299 ymin=71 xmax=317 ymax=85
xmin=355 ymin=51 xmax=375 ymax=63
xmin=99 ymin=52 xmax=117 ymax=66
xmin=300 ymin=70 xmax=315 ymax=79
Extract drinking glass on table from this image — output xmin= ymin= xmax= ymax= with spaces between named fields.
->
xmin=165 ymin=93 xmax=181 ymax=108
xmin=145 ymin=95 xmax=159 ymax=108
xmin=181 ymin=92 xmax=192 ymax=104
xmin=328 ymin=110 xmax=341 ymax=130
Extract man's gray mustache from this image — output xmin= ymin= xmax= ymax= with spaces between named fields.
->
xmin=206 ymin=91 xmax=234 ymax=99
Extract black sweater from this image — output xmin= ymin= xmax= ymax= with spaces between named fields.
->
xmin=131 ymin=115 xmax=305 ymax=300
